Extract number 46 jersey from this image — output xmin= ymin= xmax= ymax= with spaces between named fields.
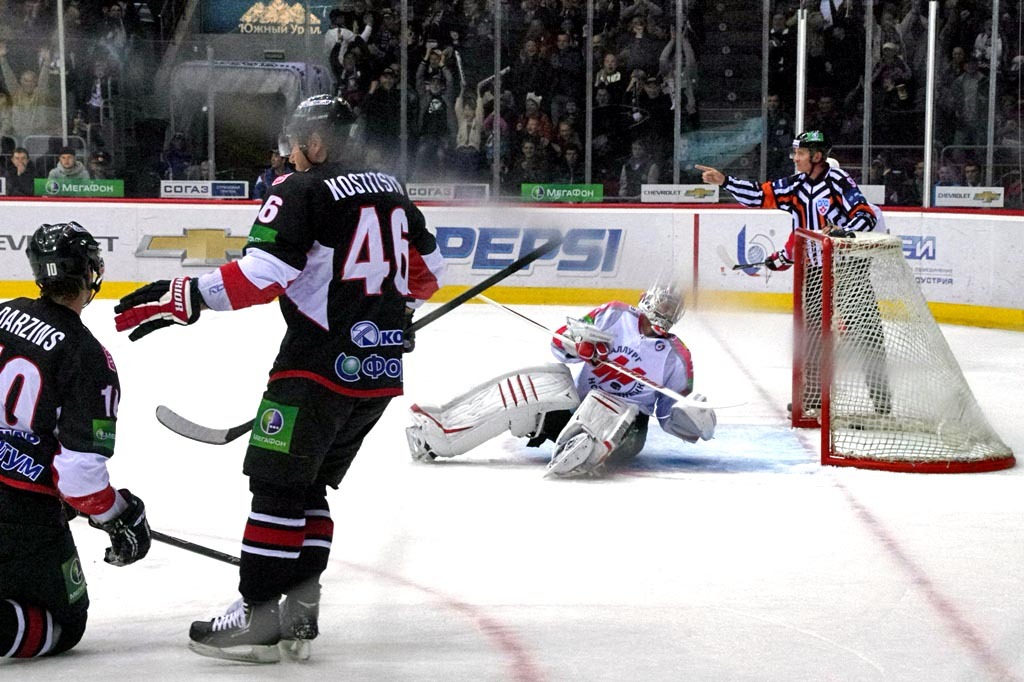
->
xmin=196 ymin=163 xmax=446 ymax=397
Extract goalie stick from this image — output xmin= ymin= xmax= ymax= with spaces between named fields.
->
xmin=156 ymin=236 xmax=564 ymax=445
xmin=475 ymin=294 xmax=743 ymax=410
xmin=405 ymin=233 xmax=562 ymax=330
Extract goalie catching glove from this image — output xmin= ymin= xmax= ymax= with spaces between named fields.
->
xmin=764 ymin=251 xmax=793 ymax=271
xmin=114 ymin=277 xmax=203 ymax=341
xmin=88 ymin=489 xmax=151 ymax=566
xmin=571 ymin=340 xmax=610 ymax=365
xmin=561 ymin=318 xmax=614 ymax=366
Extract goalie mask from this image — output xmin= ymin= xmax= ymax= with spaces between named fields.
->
xmin=638 ymin=284 xmax=685 ymax=336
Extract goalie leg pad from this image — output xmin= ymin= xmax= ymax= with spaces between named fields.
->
xmin=547 ymin=390 xmax=640 ymax=477
xmin=664 ymin=394 xmax=717 ymax=442
xmin=606 ymin=415 xmax=648 ymax=465
xmin=406 ymin=364 xmax=581 ymax=460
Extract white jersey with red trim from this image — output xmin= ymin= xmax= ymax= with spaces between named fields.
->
xmin=551 ymin=301 xmax=694 ymax=430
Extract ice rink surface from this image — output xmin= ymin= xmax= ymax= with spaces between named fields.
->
xmin=6 ymin=299 xmax=1023 ymax=682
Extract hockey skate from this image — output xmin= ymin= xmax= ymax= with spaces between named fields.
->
xmin=188 ymin=599 xmax=281 ymax=663
xmin=278 ymin=589 xmax=320 ymax=661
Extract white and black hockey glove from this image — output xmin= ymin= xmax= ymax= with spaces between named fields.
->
xmin=89 ymin=489 xmax=151 ymax=567
xmin=114 ymin=277 xmax=203 ymax=341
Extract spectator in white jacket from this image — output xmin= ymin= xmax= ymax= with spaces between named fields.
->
xmin=325 ymin=9 xmax=373 ymax=95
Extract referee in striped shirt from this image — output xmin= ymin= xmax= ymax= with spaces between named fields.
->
xmin=697 ymin=130 xmax=891 ymax=416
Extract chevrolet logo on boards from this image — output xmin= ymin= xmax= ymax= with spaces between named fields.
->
xmin=973 ymin=191 xmax=1000 ymax=203
xmin=137 ymin=229 xmax=248 ymax=267
xmin=684 ymin=187 xmax=716 ymax=199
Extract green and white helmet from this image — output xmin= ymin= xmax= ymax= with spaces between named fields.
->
xmin=791 ymin=130 xmax=832 ymax=157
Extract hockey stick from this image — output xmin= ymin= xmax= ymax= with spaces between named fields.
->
xmin=83 ymin=515 xmax=239 ymax=566
xmin=716 ymin=244 xmax=769 ymax=271
xmin=474 ymin=294 xmax=743 ymax=410
xmin=409 ymin=234 xmax=562 ymax=329
xmin=156 ymin=236 xmax=564 ymax=445
xmin=732 ymin=261 xmax=768 ymax=271
xmin=155 ymin=406 xmax=254 ymax=447
xmin=151 ymin=530 xmax=240 ymax=566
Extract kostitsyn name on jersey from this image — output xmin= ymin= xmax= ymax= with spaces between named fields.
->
xmin=323 ymin=172 xmax=406 ymax=200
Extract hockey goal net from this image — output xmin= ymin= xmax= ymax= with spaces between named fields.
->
xmin=791 ymin=228 xmax=1014 ymax=473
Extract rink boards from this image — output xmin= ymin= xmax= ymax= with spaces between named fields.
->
xmin=0 ymin=199 xmax=1019 ymax=330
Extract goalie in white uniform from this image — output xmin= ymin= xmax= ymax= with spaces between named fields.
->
xmin=405 ymin=281 xmax=716 ymax=477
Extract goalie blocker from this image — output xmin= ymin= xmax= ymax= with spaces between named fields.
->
xmin=406 ymin=365 xmax=716 ymax=477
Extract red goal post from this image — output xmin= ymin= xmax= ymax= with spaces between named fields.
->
xmin=791 ymin=228 xmax=1014 ymax=473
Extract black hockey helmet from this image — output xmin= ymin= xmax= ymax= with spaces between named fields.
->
xmin=280 ymin=94 xmax=358 ymax=156
xmin=27 ymin=221 xmax=104 ymax=301
xmin=792 ymin=130 xmax=832 ymax=158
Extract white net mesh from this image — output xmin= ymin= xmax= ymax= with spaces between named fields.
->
xmin=797 ymin=232 xmax=1013 ymax=470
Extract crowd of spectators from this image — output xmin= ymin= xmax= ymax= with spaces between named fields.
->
xmin=769 ymin=0 xmax=1023 ymax=206
xmin=324 ymin=0 xmax=1019 ymax=204
xmin=312 ymin=0 xmax=703 ymax=197
xmin=0 ymin=0 xmax=144 ymax=194
xmin=0 ymin=0 xmax=1021 ymax=205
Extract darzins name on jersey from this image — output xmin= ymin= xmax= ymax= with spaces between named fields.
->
xmin=0 ymin=305 xmax=65 ymax=350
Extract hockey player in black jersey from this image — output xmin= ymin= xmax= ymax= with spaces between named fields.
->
xmin=0 ymin=222 xmax=151 ymax=659
xmin=114 ymin=95 xmax=446 ymax=663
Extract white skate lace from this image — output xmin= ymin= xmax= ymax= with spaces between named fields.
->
xmin=211 ymin=600 xmax=248 ymax=631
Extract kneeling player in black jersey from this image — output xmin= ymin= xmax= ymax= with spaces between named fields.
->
xmin=114 ymin=95 xmax=446 ymax=663
xmin=0 ymin=222 xmax=151 ymax=659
